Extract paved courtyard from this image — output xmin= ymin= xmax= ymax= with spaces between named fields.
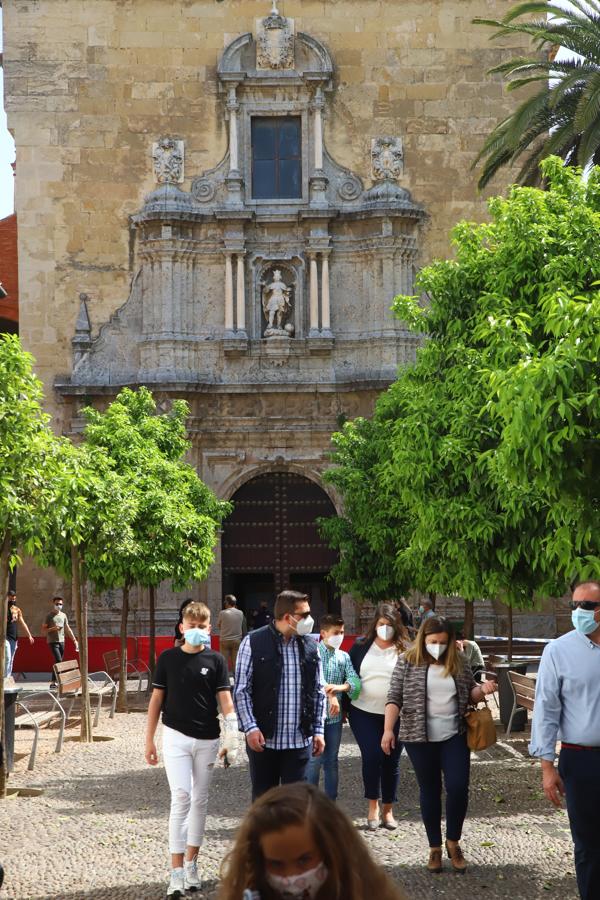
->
xmin=1 ymin=701 xmax=578 ymax=900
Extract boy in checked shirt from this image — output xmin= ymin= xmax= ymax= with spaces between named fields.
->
xmin=306 ymin=614 xmax=360 ymax=800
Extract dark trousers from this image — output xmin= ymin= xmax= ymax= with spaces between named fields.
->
xmin=49 ymin=642 xmax=64 ymax=669
xmin=558 ymin=747 xmax=600 ymax=900
xmin=405 ymin=731 xmax=470 ymax=847
xmin=247 ymin=745 xmax=311 ymax=800
xmin=349 ymin=706 xmax=401 ymax=804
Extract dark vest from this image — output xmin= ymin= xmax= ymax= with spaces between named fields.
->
xmin=249 ymin=624 xmax=319 ymax=740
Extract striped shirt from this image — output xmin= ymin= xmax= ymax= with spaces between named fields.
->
xmin=234 ymin=631 xmax=326 ymax=750
xmin=318 ymin=641 xmax=361 ymax=724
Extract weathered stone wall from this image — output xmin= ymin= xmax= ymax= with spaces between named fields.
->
xmin=3 ymin=0 xmax=530 ymax=632
xmin=4 ymin=0 xmax=525 ymax=409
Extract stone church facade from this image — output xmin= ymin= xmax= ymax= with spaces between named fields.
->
xmin=3 ymin=0 xmax=537 ymax=633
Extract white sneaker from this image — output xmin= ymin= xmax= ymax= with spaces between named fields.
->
xmin=166 ymin=867 xmax=185 ymax=898
xmin=184 ymin=858 xmax=202 ymax=892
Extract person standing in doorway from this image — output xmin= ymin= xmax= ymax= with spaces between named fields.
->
xmin=348 ymin=603 xmax=410 ymax=830
xmin=217 ymin=595 xmax=247 ymax=675
xmin=306 ymin=614 xmax=361 ymax=800
xmin=42 ymin=596 xmax=78 ymax=676
xmin=234 ymin=590 xmax=326 ymax=800
xmin=252 ymin=600 xmax=272 ymax=630
xmin=530 ymin=580 xmax=600 ymax=900
xmin=6 ymin=590 xmax=34 ymax=677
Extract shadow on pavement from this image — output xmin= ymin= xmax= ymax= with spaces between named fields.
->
xmin=387 ymin=862 xmax=578 ymax=900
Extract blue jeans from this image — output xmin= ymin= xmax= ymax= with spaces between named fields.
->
xmin=404 ymin=732 xmax=470 ymax=847
xmin=559 ymin=747 xmax=600 ymax=900
xmin=306 ymin=721 xmax=343 ymax=800
xmin=349 ymin=706 xmax=402 ymax=803
xmin=6 ymin=638 xmax=17 ymax=677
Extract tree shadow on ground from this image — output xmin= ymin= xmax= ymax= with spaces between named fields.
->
xmin=25 ymin=880 xmax=217 ymax=900
xmin=387 ymin=862 xmax=577 ymax=900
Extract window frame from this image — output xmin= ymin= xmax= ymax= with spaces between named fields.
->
xmin=242 ymin=106 xmax=309 ymax=206
xmin=251 ymin=115 xmax=302 ymax=201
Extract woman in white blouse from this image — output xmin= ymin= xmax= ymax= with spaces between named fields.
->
xmin=382 ymin=616 xmax=497 ymax=873
xmin=348 ymin=603 xmax=410 ymax=830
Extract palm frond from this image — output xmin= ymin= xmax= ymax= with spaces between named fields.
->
xmin=474 ymin=0 xmax=600 ymax=185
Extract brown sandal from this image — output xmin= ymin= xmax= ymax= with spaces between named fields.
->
xmin=427 ymin=847 xmax=443 ymax=874
xmin=445 ymin=840 xmax=467 ymax=873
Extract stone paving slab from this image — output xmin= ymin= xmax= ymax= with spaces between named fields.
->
xmin=0 ymin=710 xmax=579 ymax=900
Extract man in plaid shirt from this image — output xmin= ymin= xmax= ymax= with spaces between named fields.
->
xmin=234 ymin=590 xmax=327 ymax=799
xmin=306 ymin=614 xmax=361 ymax=800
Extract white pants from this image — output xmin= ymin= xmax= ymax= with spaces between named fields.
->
xmin=162 ymin=725 xmax=219 ymax=854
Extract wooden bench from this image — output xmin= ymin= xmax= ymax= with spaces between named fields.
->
xmin=53 ymin=659 xmax=117 ymax=728
xmin=15 ymin=691 xmax=66 ymax=770
xmin=506 ymin=670 xmax=536 ymax=738
xmin=102 ymin=649 xmax=150 ymax=693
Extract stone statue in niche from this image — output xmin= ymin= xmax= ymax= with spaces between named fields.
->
xmin=261 ymin=269 xmax=294 ymax=337
xmin=256 ymin=1 xmax=294 ymax=70
xmin=371 ymin=136 xmax=404 ymax=182
xmin=152 ymin=137 xmax=184 ymax=184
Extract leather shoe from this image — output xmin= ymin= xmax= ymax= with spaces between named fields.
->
xmin=427 ymin=848 xmax=443 ymax=874
xmin=366 ymin=818 xmax=380 ymax=831
xmin=445 ymin=840 xmax=467 ymax=873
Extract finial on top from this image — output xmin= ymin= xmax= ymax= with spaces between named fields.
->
xmin=271 ymin=0 xmax=279 ymax=14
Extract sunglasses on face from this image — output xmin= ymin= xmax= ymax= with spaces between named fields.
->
xmin=292 ymin=611 xmax=312 ymax=619
xmin=570 ymin=601 xmax=600 ymax=611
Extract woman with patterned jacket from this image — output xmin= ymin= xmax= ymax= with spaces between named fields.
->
xmin=381 ymin=616 xmax=497 ymax=874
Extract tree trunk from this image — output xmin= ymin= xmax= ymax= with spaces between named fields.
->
xmin=507 ymin=602 xmax=514 ymax=662
xmin=72 ymin=545 xmax=93 ymax=742
xmin=0 ymin=531 xmax=12 ymax=798
xmin=428 ymin=591 xmax=436 ymax=610
xmin=148 ymin=584 xmax=156 ymax=678
xmin=463 ymin=598 xmax=474 ymax=640
xmin=117 ymin=583 xmax=130 ymax=713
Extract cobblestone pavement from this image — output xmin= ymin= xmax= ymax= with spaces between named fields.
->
xmin=1 ymin=701 xmax=578 ymax=900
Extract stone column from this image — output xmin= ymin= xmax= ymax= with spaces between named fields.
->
xmin=309 ymin=253 xmax=319 ymax=334
xmin=321 ymin=252 xmax=331 ymax=332
xmin=225 ymin=252 xmax=234 ymax=332
xmin=236 ymin=253 xmax=246 ymax=333
xmin=227 ymin=86 xmax=239 ymax=174
xmin=313 ymin=87 xmax=324 ymax=171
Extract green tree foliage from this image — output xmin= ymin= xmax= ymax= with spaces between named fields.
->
xmin=0 ymin=335 xmax=57 ymax=791
xmin=82 ymin=387 xmax=231 ymax=706
xmin=473 ymin=1 xmax=600 ymax=188
xmin=320 ymin=414 xmax=415 ymax=603
xmin=324 ymin=159 xmax=599 ymax=627
xmin=37 ymin=440 xmax=138 ymax=740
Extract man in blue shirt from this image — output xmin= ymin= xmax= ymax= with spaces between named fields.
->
xmin=530 ymin=580 xmax=600 ymax=900
xmin=234 ymin=590 xmax=326 ymax=799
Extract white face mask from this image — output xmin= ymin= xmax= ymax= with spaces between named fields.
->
xmin=427 ymin=643 xmax=447 ymax=660
xmin=293 ymin=614 xmax=314 ymax=637
xmin=265 ymin=861 xmax=328 ymax=899
xmin=376 ymin=624 xmax=394 ymax=642
xmin=325 ymin=633 xmax=344 ymax=651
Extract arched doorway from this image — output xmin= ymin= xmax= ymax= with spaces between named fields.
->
xmin=221 ymin=471 xmax=339 ymax=627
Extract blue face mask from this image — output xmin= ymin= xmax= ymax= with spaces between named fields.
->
xmin=571 ymin=608 xmax=599 ymax=636
xmin=183 ymin=627 xmax=211 ymax=647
